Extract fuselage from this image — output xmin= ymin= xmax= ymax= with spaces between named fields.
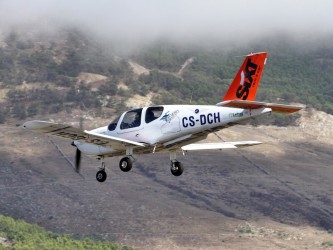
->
xmin=75 ymin=105 xmax=271 ymax=156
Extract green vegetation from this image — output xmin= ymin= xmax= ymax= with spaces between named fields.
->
xmin=322 ymin=241 xmax=333 ymax=247
xmin=1 ymin=29 xmax=333 ymax=124
xmin=144 ymin=40 xmax=333 ymax=112
xmin=238 ymin=225 xmax=253 ymax=234
xmin=0 ymin=214 xmax=132 ymax=249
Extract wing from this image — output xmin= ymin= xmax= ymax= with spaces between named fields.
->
xmin=216 ymin=100 xmax=304 ymax=114
xmin=181 ymin=141 xmax=262 ymax=151
xmin=23 ymin=120 xmax=145 ymax=149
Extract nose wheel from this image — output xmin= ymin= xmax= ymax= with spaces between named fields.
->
xmin=96 ymin=161 xmax=107 ymax=182
xmin=96 ymin=170 xmax=107 ymax=182
xmin=170 ymin=161 xmax=184 ymax=176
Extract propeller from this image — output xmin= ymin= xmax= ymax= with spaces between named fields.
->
xmin=75 ymin=147 xmax=81 ymax=173
xmin=73 ymin=116 xmax=84 ymax=175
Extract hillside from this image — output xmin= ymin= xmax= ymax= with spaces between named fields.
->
xmin=1 ymin=29 xmax=333 ymax=125
xmin=0 ymin=214 xmax=132 ymax=249
xmin=0 ymin=108 xmax=333 ymax=249
xmin=1 ymin=28 xmax=333 ymax=249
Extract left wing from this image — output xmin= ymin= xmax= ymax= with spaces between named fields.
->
xmin=23 ymin=120 xmax=145 ymax=149
xmin=181 ymin=141 xmax=262 ymax=151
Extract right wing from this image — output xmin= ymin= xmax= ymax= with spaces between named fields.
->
xmin=23 ymin=120 xmax=145 ymax=149
xmin=181 ymin=141 xmax=262 ymax=151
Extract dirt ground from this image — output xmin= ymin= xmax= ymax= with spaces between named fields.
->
xmin=0 ymin=108 xmax=333 ymax=249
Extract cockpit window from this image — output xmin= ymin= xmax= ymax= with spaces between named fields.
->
xmin=145 ymin=106 xmax=164 ymax=123
xmin=120 ymin=108 xmax=142 ymax=130
xmin=108 ymin=116 xmax=120 ymax=131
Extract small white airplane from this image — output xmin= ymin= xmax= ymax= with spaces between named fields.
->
xmin=23 ymin=52 xmax=303 ymax=182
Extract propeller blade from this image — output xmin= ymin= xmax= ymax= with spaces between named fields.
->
xmin=75 ymin=148 xmax=81 ymax=173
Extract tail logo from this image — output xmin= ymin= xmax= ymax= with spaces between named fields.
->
xmin=236 ymin=59 xmax=258 ymax=100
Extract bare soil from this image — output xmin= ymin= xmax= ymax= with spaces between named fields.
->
xmin=0 ymin=109 xmax=333 ymax=249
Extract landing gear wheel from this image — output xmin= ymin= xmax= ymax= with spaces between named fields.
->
xmin=96 ymin=170 xmax=107 ymax=182
xmin=170 ymin=161 xmax=184 ymax=176
xmin=119 ymin=157 xmax=133 ymax=172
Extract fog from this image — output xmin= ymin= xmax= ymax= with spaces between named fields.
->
xmin=1 ymin=0 xmax=333 ymax=48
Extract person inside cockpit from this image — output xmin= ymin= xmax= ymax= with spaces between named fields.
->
xmin=131 ymin=112 xmax=141 ymax=127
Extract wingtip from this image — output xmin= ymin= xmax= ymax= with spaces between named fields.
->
xmin=22 ymin=120 xmax=55 ymax=130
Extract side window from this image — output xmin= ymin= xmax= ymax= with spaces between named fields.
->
xmin=120 ymin=109 xmax=142 ymax=130
xmin=108 ymin=116 xmax=120 ymax=131
xmin=145 ymin=106 xmax=164 ymax=123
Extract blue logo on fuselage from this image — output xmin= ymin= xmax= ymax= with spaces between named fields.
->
xmin=160 ymin=112 xmax=170 ymax=122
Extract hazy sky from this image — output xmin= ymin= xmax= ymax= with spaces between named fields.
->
xmin=0 ymin=0 xmax=332 ymax=45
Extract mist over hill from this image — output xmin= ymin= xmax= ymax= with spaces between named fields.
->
xmin=0 ymin=28 xmax=333 ymax=126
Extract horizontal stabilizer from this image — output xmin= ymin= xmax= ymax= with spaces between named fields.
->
xmin=181 ymin=141 xmax=262 ymax=151
xmin=216 ymin=100 xmax=304 ymax=114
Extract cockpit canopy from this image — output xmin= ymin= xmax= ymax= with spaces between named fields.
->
xmin=108 ymin=106 xmax=164 ymax=131
xmin=145 ymin=106 xmax=164 ymax=123
xmin=120 ymin=108 xmax=142 ymax=129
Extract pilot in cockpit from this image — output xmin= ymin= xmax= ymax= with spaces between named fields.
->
xmin=131 ymin=112 xmax=141 ymax=127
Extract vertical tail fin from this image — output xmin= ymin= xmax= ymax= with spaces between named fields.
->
xmin=222 ymin=52 xmax=268 ymax=101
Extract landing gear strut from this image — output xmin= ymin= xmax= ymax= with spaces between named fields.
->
xmin=96 ymin=159 xmax=107 ymax=182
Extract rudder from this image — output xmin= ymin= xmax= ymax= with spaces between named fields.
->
xmin=222 ymin=52 xmax=268 ymax=101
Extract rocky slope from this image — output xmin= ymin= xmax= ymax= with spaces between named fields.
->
xmin=0 ymin=108 xmax=333 ymax=249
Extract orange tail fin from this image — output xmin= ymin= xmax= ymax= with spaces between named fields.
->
xmin=222 ymin=52 xmax=268 ymax=101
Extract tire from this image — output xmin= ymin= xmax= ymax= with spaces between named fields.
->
xmin=170 ymin=161 xmax=184 ymax=176
xmin=119 ymin=157 xmax=133 ymax=172
xmin=96 ymin=170 xmax=107 ymax=182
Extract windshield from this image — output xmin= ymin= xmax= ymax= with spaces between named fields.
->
xmin=108 ymin=116 xmax=120 ymax=131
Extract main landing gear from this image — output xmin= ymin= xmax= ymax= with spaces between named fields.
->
xmin=119 ymin=147 xmax=134 ymax=172
xmin=95 ymin=150 xmax=184 ymax=182
xmin=170 ymin=161 xmax=184 ymax=176
xmin=170 ymin=151 xmax=184 ymax=176
xmin=119 ymin=157 xmax=133 ymax=172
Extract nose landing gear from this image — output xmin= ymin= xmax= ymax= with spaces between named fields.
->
xmin=96 ymin=160 xmax=107 ymax=182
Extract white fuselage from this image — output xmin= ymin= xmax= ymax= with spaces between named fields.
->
xmin=76 ymin=105 xmax=271 ymax=156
